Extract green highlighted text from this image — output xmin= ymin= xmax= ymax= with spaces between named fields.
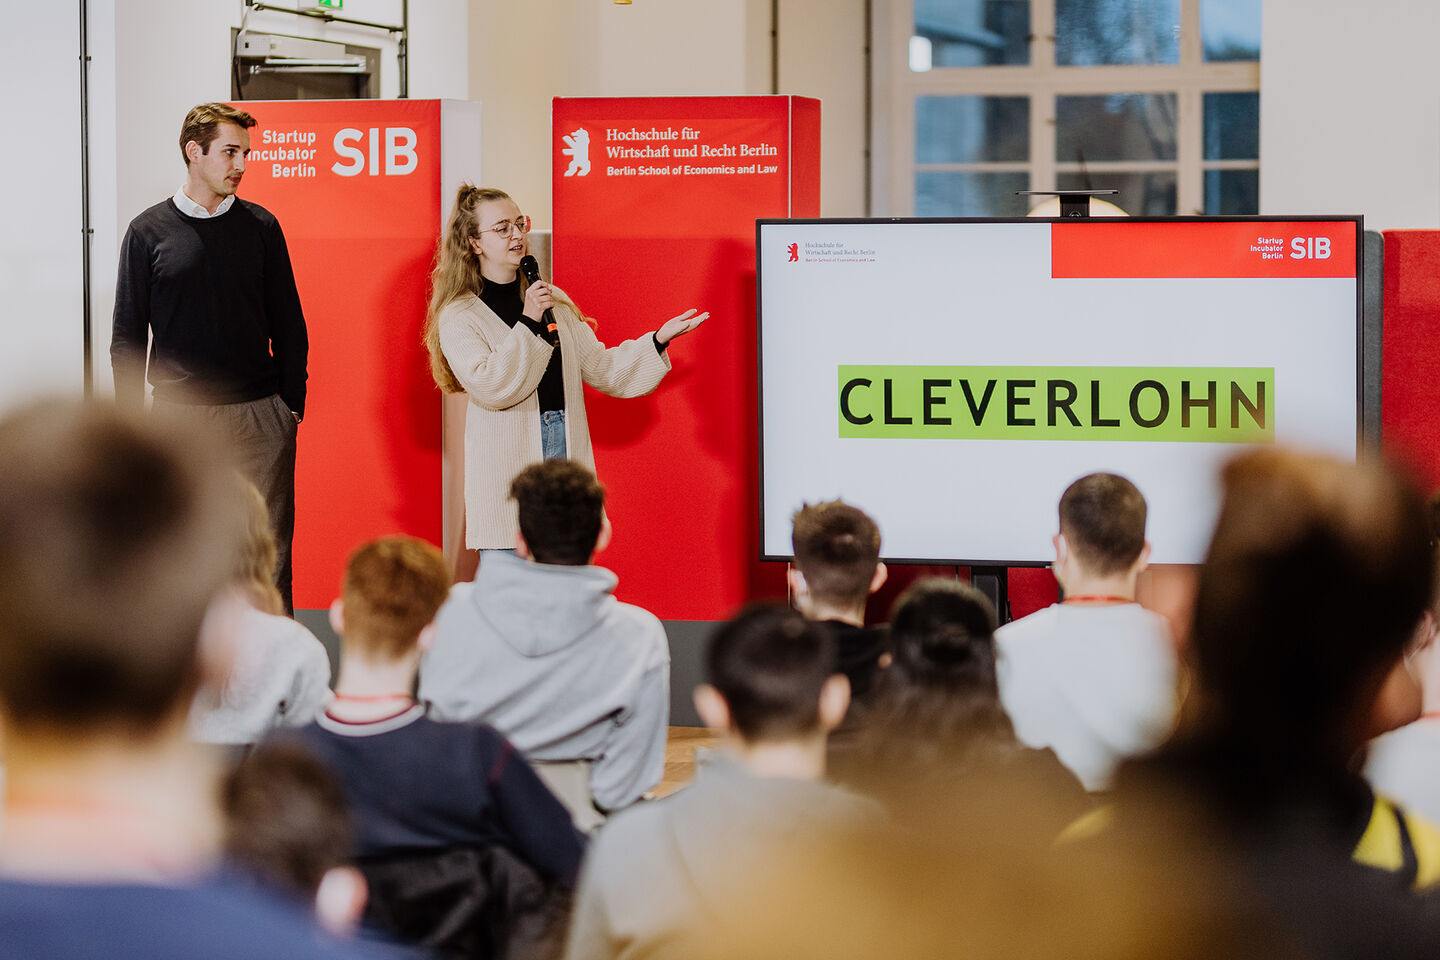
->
xmin=837 ymin=365 xmax=1273 ymax=443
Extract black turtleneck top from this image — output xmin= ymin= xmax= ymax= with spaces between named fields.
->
xmin=479 ymin=277 xmax=564 ymax=414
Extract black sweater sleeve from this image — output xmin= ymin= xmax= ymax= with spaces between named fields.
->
xmin=483 ymin=733 xmax=588 ymax=887
xmin=111 ymin=223 xmax=153 ymax=409
xmin=263 ymin=218 xmax=309 ymax=417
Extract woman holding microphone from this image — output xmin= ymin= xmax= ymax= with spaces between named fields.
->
xmin=424 ymin=184 xmax=707 ymax=555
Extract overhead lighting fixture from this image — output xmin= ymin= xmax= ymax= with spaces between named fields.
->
xmin=908 ymin=36 xmax=933 ymax=72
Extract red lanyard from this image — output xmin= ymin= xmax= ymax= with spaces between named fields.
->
xmin=325 ymin=694 xmax=417 ymax=725
xmin=1062 ymin=595 xmax=1134 ymax=605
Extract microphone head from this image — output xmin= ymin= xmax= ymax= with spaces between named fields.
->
xmin=519 ymin=255 xmax=541 ymax=283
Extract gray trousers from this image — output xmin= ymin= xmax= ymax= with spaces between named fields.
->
xmin=154 ymin=394 xmax=297 ymax=613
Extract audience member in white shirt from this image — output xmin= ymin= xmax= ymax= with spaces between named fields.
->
xmin=996 ymin=473 xmax=1178 ymax=791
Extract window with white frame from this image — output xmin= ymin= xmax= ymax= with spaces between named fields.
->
xmin=879 ymin=0 xmax=1260 ymax=217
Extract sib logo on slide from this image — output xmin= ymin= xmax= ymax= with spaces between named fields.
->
xmin=1291 ymin=237 xmax=1331 ymax=259
xmin=837 ymin=365 xmax=1273 ymax=444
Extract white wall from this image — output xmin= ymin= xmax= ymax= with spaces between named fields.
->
xmin=1261 ymin=0 xmax=1440 ymax=230
xmin=469 ymin=0 xmax=761 ymax=228
xmin=469 ymin=0 xmax=867 ymax=225
xmin=0 ymin=4 xmax=85 ymax=410
xmin=778 ymin=0 xmax=867 ymax=216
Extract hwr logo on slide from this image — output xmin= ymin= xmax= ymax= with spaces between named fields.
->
xmin=787 ymin=243 xmax=799 ymax=262
xmin=562 ymin=127 xmax=591 ymax=177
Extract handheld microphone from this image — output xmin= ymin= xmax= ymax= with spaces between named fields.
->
xmin=519 ymin=255 xmax=559 ymax=343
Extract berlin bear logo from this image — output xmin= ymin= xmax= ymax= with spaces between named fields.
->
xmin=562 ymin=127 xmax=591 ymax=177
xmin=787 ymin=243 xmax=799 ymax=262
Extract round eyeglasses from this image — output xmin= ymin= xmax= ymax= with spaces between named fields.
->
xmin=482 ymin=216 xmax=531 ymax=238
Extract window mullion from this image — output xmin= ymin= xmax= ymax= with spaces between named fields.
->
xmin=1033 ymin=90 xmax=1056 ymax=196
xmin=1031 ymin=0 xmax=1057 ymax=197
xmin=1180 ymin=0 xmax=1203 ymax=68
xmin=895 ymin=83 xmax=917 ymax=216
xmin=1177 ymin=86 xmax=1203 ymax=214
xmin=890 ymin=0 xmax=918 ymax=216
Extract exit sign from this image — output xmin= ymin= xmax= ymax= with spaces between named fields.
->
xmin=316 ymin=0 xmax=342 ymax=8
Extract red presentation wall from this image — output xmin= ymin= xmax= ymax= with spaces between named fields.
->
xmin=553 ymin=96 xmax=819 ymax=621
xmin=235 ymin=99 xmax=476 ymax=609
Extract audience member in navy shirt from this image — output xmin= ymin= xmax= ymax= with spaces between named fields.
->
xmin=280 ymin=536 xmax=586 ymax=883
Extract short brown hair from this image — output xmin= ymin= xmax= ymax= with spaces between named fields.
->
xmin=791 ymin=500 xmax=881 ymax=607
xmin=223 ymin=741 xmax=352 ymax=898
xmin=180 ymin=102 xmax=256 ymax=165
xmin=341 ymin=536 xmax=451 ymax=660
xmin=0 ymin=400 xmax=239 ymax=735
xmin=1057 ymin=473 xmax=1147 ymax=576
xmin=510 ymin=460 xmax=605 ymax=565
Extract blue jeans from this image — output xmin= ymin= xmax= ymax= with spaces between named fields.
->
xmin=541 ymin=409 xmax=568 ymax=460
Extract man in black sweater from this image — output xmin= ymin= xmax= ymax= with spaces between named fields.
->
xmin=111 ymin=102 xmax=307 ymax=612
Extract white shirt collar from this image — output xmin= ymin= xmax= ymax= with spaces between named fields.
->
xmin=172 ymin=187 xmax=235 ymax=219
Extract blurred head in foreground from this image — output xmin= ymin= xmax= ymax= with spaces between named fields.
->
xmin=1182 ymin=448 xmax=1433 ymax=767
xmin=674 ymin=812 xmax=1295 ymax=960
xmin=0 ymin=400 xmax=239 ymax=742
xmin=223 ymin=741 xmax=366 ymax=936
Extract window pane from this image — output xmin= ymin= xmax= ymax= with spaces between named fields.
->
xmin=913 ymin=0 xmax=1030 ymax=68
xmin=1203 ymin=92 xmax=1259 ymax=160
xmin=1202 ymin=0 xmax=1261 ymax=61
xmin=916 ymin=171 xmax=1030 ymax=216
xmin=917 ymin=96 xmax=1029 ymax=163
xmin=1056 ymin=94 xmax=1177 ymax=162
xmin=1056 ymin=0 xmax=1179 ymax=66
xmin=1057 ymin=171 xmax=1177 ymax=215
xmin=1204 ymin=169 xmax=1259 ymax=214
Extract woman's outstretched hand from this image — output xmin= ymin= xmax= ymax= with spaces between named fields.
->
xmin=656 ymin=309 xmax=709 ymax=346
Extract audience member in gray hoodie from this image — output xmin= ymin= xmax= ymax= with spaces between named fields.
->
xmin=419 ymin=460 xmax=669 ymax=814
xmin=562 ymin=605 xmax=875 ymax=960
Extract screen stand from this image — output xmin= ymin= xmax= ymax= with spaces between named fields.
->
xmin=971 ymin=565 xmax=1010 ymax=624
xmin=1016 ymin=189 xmax=1119 ymax=218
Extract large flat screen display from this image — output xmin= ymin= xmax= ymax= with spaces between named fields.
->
xmin=758 ymin=217 xmax=1363 ymax=565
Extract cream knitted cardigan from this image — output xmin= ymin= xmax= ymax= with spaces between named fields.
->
xmin=438 ymin=287 xmax=672 ymax=549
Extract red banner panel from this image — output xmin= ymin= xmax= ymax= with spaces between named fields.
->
xmin=1052 ymin=220 xmax=1358 ymax=279
xmin=553 ymin=96 xmax=820 ymax=621
xmin=1382 ymin=230 xmax=1440 ymax=489
xmin=234 ymin=100 xmax=478 ymax=608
